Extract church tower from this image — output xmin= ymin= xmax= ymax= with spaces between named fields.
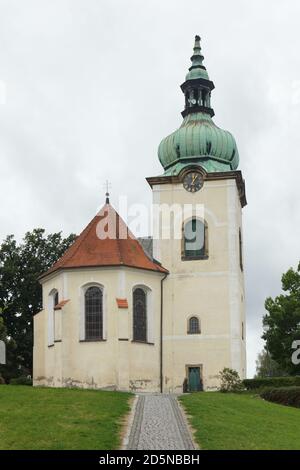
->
xmin=147 ymin=36 xmax=247 ymax=392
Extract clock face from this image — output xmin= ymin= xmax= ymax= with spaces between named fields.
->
xmin=183 ymin=172 xmax=203 ymax=193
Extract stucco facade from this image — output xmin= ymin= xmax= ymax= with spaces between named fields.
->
xmin=34 ymin=267 xmax=164 ymax=391
xmin=151 ymin=176 xmax=246 ymax=392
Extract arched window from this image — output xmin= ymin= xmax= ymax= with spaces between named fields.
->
xmin=85 ymin=286 xmax=103 ymax=340
xmin=183 ymin=218 xmax=208 ymax=259
xmin=188 ymin=316 xmax=200 ymax=334
xmin=48 ymin=289 xmax=58 ymax=346
xmin=133 ymin=288 xmax=147 ymax=342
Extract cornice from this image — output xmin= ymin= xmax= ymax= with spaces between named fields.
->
xmin=146 ymin=166 xmax=247 ymax=208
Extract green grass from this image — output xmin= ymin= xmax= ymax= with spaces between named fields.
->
xmin=0 ymin=386 xmax=132 ymax=450
xmin=179 ymin=392 xmax=300 ymax=450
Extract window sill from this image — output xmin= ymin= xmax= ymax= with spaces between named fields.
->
xmin=79 ymin=338 xmax=106 ymax=343
xmin=181 ymin=255 xmax=208 ymax=261
xmin=187 ymin=332 xmax=201 ymax=335
xmin=131 ymin=340 xmax=154 ymax=346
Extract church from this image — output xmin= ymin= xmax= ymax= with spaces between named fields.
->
xmin=33 ymin=36 xmax=247 ymax=393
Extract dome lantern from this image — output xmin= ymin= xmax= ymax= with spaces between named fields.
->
xmin=181 ymin=35 xmax=215 ymax=118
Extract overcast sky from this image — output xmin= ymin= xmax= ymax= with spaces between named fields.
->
xmin=0 ymin=0 xmax=300 ymax=377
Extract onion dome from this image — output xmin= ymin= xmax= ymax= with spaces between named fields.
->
xmin=158 ymin=36 xmax=239 ymax=175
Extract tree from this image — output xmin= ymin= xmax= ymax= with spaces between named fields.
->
xmin=219 ymin=367 xmax=243 ymax=392
xmin=0 ymin=309 xmax=17 ymax=383
xmin=0 ymin=229 xmax=76 ymax=381
xmin=255 ymin=349 xmax=286 ymax=378
xmin=262 ymin=262 xmax=300 ymax=375
xmin=0 ymin=313 xmax=17 ymax=383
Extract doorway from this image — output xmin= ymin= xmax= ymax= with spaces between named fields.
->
xmin=187 ymin=366 xmax=202 ymax=392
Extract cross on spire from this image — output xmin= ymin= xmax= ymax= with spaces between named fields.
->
xmin=103 ymin=180 xmax=112 ymax=204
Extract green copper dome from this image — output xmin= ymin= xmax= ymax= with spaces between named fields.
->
xmin=158 ymin=36 xmax=239 ymax=175
xmin=158 ymin=112 xmax=239 ymax=175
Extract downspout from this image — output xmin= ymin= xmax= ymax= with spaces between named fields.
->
xmin=160 ymin=273 xmax=168 ymax=393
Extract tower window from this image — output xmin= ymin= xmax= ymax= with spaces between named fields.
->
xmin=239 ymin=228 xmax=243 ymax=271
xmin=188 ymin=316 xmax=200 ymax=334
xmin=133 ymin=288 xmax=147 ymax=342
xmin=182 ymin=218 xmax=208 ymax=260
xmin=85 ymin=286 xmax=103 ymax=340
xmin=194 ymin=88 xmax=199 ymax=104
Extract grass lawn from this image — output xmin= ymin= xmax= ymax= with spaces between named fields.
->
xmin=0 ymin=386 xmax=132 ymax=450
xmin=179 ymin=392 xmax=300 ymax=450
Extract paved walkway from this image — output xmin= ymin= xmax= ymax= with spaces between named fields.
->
xmin=126 ymin=394 xmax=195 ymax=450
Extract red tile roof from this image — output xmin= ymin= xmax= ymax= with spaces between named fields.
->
xmin=116 ymin=298 xmax=128 ymax=308
xmin=40 ymin=203 xmax=168 ymax=280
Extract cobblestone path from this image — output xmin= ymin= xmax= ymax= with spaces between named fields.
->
xmin=127 ymin=394 xmax=195 ymax=450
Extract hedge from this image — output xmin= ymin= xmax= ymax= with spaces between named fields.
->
xmin=261 ymin=387 xmax=300 ymax=408
xmin=9 ymin=376 xmax=32 ymax=386
xmin=243 ymin=376 xmax=300 ymax=390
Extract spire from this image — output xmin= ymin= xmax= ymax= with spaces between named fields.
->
xmin=185 ymin=35 xmax=209 ymax=81
xmin=105 ymin=180 xmax=111 ymax=204
xmin=181 ymin=35 xmax=215 ymax=118
xmin=189 ymin=35 xmax=205 ymax=72
xmin=157 ymin=35 xmax=240 ymax=176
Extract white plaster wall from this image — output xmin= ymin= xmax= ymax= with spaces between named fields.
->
xmin=152 ymin=178 xmax=246 ymax=391
xmin=33 ymin=266 xmax=163 ymax=392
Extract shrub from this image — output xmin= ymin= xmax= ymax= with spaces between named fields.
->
xmin=261 ymin=387 xmax=300 ymax=408
xmin=219 ymin=368 xmax=244 ymax=392
xmin=10 ymin=376 xmax=32 ymax=386
xmin=0 ymin=374 xmax=5 ymax=385
xmin=243 ymin=376 xmax=300 ymax=390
